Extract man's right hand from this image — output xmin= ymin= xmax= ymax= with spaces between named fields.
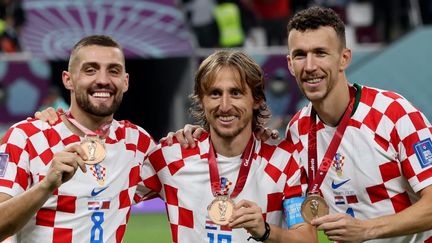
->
xmin=34 ymin=107 xmax=63 ymax=125
xmin=160 ymin=124 xmax=204 ymax=148
xmin=43 ymin=144 xmax=87 ymax=191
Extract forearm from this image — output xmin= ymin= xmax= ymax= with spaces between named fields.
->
xmin=0 ymin=179 xmax=55 ymax=240
xmin=364 ymin=186 xmax=432 ymax=240
xmin=265 ymin=223 xmax=317 ymax=243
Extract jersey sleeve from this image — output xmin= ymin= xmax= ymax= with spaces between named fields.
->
xmin=133 ymin=126 xmax=159 ymax=202
xmin=392 ymin=98 xmax=432 ymax=192
xmin=0 ymin=123 xmax=32 ymax=197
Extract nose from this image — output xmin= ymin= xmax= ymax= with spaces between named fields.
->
xmin=219 ymin=93 xmax=232 ymax=112
xmin=95 ymin=70 xmax=110 ymax=85
xmin=305 ymin=53 xmax=317 ymax=73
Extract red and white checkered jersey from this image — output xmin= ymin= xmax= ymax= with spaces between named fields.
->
xmin=285 ymin=84 xmax=432 ymax=242
xmin=0 ymin=118 xmax=157 ymax=243
xmin=142 ymin=133 xmax=295 ymax=243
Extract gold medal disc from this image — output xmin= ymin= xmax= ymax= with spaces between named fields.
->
xmin=80 ymin=136 xmax=106 ymax=165
xmin=301 ymin=194 xmax=329 ymax=224
xmin=207 ymin=195 xmax=235 ymax=225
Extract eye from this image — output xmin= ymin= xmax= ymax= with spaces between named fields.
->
xmin=209 ymin=89 xmax=221 ymax=98
xmin=84 ymin=67 xmax=97 ymax=75
xmin=231 ymin=89 xmax=243 ymax=97
xmin=109 ymin=68 xmax=121 ymax=76
xmin=292 ymin=52 xmax=306 ymax=60
xmin=315 ymin=50 xmax=327 ymax=57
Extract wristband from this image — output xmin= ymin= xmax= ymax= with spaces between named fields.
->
xmin=247 ymin=222 xmax=270 ymax=242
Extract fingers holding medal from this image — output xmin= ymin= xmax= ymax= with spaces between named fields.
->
xmin=208 ymin=196 xmax=235 ymax=225
xmin=80 ymin=136 xmax=106 ymax=165
xmin=301 ymin=194 xmax=329 ymax=224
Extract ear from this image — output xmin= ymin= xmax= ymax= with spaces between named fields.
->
xmin=253 ymin=99 xmax=263 ymax=110
xmin=286 ymin=55 xmax=295 ymax=76
xmin=62 ymin=71 xmax=73 ymax=90
xmin=339 ymin=48 xmax=352 ymax=71
xmin=122 ymin=73 xmax=129 ymax=93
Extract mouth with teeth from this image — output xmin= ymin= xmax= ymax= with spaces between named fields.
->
xmin=92 ymin=91 xmax=111 ymax=98
xmin=304 ymin=78 xmax=322 ymax=84
xmin=216 ymin=114 xmax=238 ymax=125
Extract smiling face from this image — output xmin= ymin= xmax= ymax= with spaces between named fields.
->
xmin=287 ymin=26 xmax=351 ymax=104
xmin=63 ymin=45 xmax=129 ymax=118
xmin=202 ymin=66 xmax=259 ymax=140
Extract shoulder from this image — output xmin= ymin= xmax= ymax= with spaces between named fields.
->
xmin=149 ymin=132 xmax=210 ymax=162
xmin=358 ymin=85 xmax=427 ymax=124
xmin=3 ymin=118 xmax=57 ymax=140
xmin=259 ymin=139 xmax=296 ymax=164
xmin=111 ymin=120 xmax=156 ymax=153
xmin=286 ymin=104 xmax=312 ymax=139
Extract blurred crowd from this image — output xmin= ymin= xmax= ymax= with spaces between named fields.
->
xmin=0 ymin=0 xmax=25 ymax=53
xmin=180 ymin=0 xmax=432 ymax=48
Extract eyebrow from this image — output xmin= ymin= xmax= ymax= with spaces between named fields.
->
xmin=81 ymin=62 xmax=123 ymax=69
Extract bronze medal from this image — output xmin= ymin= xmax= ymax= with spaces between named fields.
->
xmin=207 ymin=195 xmax=235 ymax=225
xmin=301 ymin=194 xmax=329 ymax=224
xmin=80 ymin=136 xmax=106 ymax=165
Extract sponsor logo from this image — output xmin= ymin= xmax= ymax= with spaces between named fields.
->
xmin=91 ymin=187 xmax=108 ymax=197
xmin=331 ymin=179 xmax=350 ymax=190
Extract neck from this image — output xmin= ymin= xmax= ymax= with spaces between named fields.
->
xmin=312 ymin=81 xmax=350 ymax=127
xmin=210 ymin=129 xmax=253 ymax=158
xmin=68 ymin=105 xmax=113 ymax=132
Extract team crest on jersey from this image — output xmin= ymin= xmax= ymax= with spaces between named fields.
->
xmin=0 ymin=153 xmax=9 ymax=177
xmin=220 ymin=177 xmax=232 ymax=194
xmin=332 ymin=153 xmax=345 ymax=176
xmin=414 ymin=138 xmax=432 ymax=168
xmin=90 ymin=164 xmax=106 ymax=186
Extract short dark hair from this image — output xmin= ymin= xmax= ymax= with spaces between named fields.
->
xmin=68 ymin=35 xmax=124 ymax=71
xmin=189 ymin=50 xmax=270 ymax=131
xmin=287 ymin=6 xmax=346 ymax=48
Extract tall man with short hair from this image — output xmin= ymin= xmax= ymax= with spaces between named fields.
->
xmin=284 ymin=6 xmax=432 ymax=242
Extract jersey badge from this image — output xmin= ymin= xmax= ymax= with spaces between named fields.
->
xmin=332 ymin=152 xmax=345 ymax=176
xmin=220 ymin=177 xmax=232 ymax=194
xmin=414 ymin=138 xmax=432 ymax=168
xmin=88 ymin=198 xmax=111 ymax=211
xmin=334 ymin=195 xmax=345 ymax=205
xmin=90 ymin=164 xmax=107 ymax=186
xmin=0 ymin=153 xmax=9 ymax=177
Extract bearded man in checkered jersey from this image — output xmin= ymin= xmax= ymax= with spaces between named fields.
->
xmin=0 ymin=35 xmax=157 ymax=242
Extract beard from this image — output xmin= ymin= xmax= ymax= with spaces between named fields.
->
xmin=209 ymin=114 xmax=251 ymax=140
xmin=75 ymin=88 xmax=123 ymax=117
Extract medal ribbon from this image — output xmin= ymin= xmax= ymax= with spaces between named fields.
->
xmin=307 ymin=87 xmax=355 ymax=194
xmin=208 ymin=136 xmax=255 ymax=198
xmin=64 ymin=111 xmax=111 ymax=138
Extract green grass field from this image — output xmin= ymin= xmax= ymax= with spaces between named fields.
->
xmin=124 ymin=214 xmax=331 ymax=243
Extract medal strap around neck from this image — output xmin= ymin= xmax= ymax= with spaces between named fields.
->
xmin=64 ymin=111 xmax=111 ymax=138
xmin=208 ymin=135 xmax=255 ymax=198
xmin=307 ymin=86 xmax=355 ymax=194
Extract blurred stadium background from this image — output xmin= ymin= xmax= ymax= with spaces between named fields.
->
xmin=1 ymin=0 xmax=431 ymax=242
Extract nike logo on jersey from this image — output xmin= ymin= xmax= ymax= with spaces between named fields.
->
xmin=91 ymin=186 xmax=108 ymax=197
xmin=331 ymin=179 xmax=350 ymax=189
